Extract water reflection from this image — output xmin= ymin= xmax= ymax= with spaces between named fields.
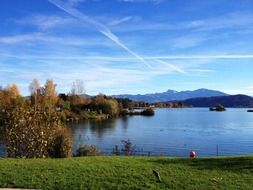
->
xmin=89 ymin=119 xmax=117 ymax=138
xmin=121 ymin=116 xmax=129 ymax=130
xmin=71 ymin=119 xmax=118 ymax=153
xmin=0 ymin=143 xmax=6 ymax=157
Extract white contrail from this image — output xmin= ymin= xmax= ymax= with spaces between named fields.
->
xmin=108 ymin=16 xmax=133 ymax=26
xmin=48 ymin=0 xmax=152 ymax=68
xmin=157 ymin=60 xmax=186 ymax=74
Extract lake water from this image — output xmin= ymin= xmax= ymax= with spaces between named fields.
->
xmin=0 ymin=141 xmax=6 ymax=157
xmin=71 ymin=108 xmax=253 ymax=157
xmin=1 ymin=108 xmax=253 ymax=157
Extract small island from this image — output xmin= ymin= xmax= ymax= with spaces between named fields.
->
xmin=141 ymin=108 xmax=155 ymax=116
xmin=247 ymin=110 xmax=253 ymax=112
xmin=209 ymin=104 xmax=226 ymax=111
xmin=121 ymin=108 xmax=155 ymax=116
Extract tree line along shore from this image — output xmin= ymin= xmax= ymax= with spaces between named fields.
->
xmin=0 ymin=79 xmax=186 ymax=159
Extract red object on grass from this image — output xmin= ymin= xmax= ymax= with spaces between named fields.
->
xmin=189 ymin=151 xmax=196 ymax=158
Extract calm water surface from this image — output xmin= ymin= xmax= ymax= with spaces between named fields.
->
xmin=71 ymin=108 xmax=253 ymax=157
xmin=1 ymin=108 xmax=253 ymax=157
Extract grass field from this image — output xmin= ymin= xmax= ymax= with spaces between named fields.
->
xmin=0 ymin=156 xmax=253 ymax=189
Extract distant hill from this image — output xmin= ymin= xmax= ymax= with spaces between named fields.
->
xmin=181 ymin=94 xmax=253 ymax=108
xmin=113 ymin=89 xmax=228 ymax=103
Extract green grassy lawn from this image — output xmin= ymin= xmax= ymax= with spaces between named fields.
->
xmin=0 ymin=156 xmax=253 ymax=190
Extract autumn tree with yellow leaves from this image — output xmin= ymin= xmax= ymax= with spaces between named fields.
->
xmin=0 ymin=80 xmax=72 ymax=158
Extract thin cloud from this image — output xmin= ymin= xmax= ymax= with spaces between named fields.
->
xmin=48 ymin=0 xmax=152 ymax=68
xmin=67 ymin=0 xmax=86 ymax=7
xmin=118 ymin=0 xmax=165 ymax=4
xmin=0 ymin=33 xmax=44 ymax=44
xmin=189 ymin=69 xmax=215 ymax=73
xmin=108 ymin=12 xmax=253 ymax=33
xmin=16 ymin=15 xmax=75 ymax=30
xmin=108 ymin=16 xmax=134 ymax=26
xmin=223 ymin=88 xmax=253 ymax=96
xmin=187 ymin=12 xmax=253 ymax=32
xmin=2 ymin=53 xmax=253 ymax=60
xmin=246 ymin=86 xmax=253 ymax=90
xmin=0 ymin=59 xmax=176 ymax=95
xmin=171 ymin=34 xmax=207 ymax=49
xmin=0 ymin=33 xmax=114 ymax=47
xmin=145 ymin=54 xmax=253 ymax=60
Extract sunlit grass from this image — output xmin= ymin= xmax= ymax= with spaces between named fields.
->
xmin=0 ymin=156 xmax=253 ymax=189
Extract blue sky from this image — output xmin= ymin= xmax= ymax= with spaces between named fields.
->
xmin=1 ymin=0 xmax=253 ymax=95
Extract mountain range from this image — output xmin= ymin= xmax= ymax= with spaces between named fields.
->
xmin=113 ymin=88 xmax=228 ymax=103
xmin=181 ymin=94 xmax=253 ymax=108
